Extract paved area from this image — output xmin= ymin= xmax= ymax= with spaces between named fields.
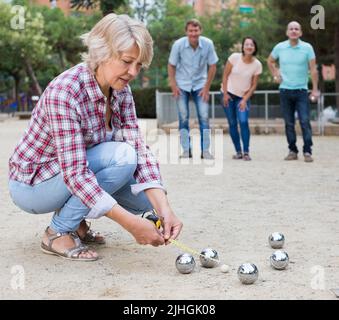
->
xmin=1 ymin=118 xmax=339 ymax=300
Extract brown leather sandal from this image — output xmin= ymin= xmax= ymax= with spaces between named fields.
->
xmin=40 ymin=227 xmax=98 ymax=261
xmin=77 ymin=220 xmax=106 ymax=245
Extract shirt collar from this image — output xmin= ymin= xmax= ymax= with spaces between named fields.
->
xmin=287 ymin=39 xmax=302 ymax=48
xmin=184 ymin=37 xmax=202 ymax=49
xmin=80 ymin=63 xmax=128 ymax=105
xmin=81 ymin=63 xmax=106 ymax=103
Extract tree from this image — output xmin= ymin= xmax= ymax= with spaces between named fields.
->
xmin=148 ymin=0 xmax=195 ymax=87
xmin=319 ymin=0 xmax=339 ymax=108
xmin=0 ymin=2 xmax=50 ymax=108
xmin=35 ymin=6 xmax=100 ymax=70
xmin=70 ymin=0 xmax=126 ymax=15
xmin=267 ymin=0 xmax=339 ymax=110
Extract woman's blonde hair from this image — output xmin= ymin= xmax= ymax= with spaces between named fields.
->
xmin=81 ymin=14 xmax=153 ymax=72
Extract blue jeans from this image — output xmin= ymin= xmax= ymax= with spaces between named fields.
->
xmin=222 ymin=92 xmax=250 ymax=153
xmin=176 ymin=88 xmax=210 ymax=152
xmin=279 ymin=89 xmax=313 ymax=154
xmin=8 ymin=142 xmax=152 ymax=233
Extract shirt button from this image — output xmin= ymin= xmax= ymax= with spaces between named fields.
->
xmin=60 ymin=148 xmax=63 ymax=152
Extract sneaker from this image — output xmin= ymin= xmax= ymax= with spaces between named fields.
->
xmin=201 ymin=151 xmax=214 ymax=160
xmin=284 ymin=151 xmax=298 ymax=161
xmin=303 ymin=152 xmax=314 ymax=162
xmin=232 ymin=152 xmax=243 ymax=160
xmin=180 ymin=150 xmax=192 ymax=158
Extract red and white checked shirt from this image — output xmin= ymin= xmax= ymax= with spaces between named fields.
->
xmin=9 ymin=63 xmax=163 ymax=217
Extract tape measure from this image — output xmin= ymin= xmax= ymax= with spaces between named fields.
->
xmin=141 ymin=209 xmax=162 ymax=229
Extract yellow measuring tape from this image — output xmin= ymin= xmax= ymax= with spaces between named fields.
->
xmin=169 ymin=239 xmax=220 ymax=264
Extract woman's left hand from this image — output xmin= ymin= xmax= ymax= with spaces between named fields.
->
xmin=238 ymin=99 xmax=247 ymax=111
xmin=158 ymin=207 xmax=183 ymax=245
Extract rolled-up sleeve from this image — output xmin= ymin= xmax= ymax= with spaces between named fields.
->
xmin=45 ymin=89 xmax=116 ymax=218
xmin=207 ymin=41 xmax=218 ymax=65
xmin=168 ymin=41 xmax=179 ymax=66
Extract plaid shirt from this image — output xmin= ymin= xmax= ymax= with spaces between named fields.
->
xmin=9 ymin=63 xmax=163 ymax=217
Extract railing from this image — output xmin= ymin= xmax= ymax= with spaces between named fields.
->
xmin=156 ymin=90 xmax=338 ymax=135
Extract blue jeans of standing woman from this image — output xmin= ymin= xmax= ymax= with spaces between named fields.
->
xmin=279 ymin=89 xmax=313 ymax=154
xmin=176 ymin=88 xmax=210 ymax=152
xmin=8 ymin=142 xmax=153 ymax=233
xmin=222 ymin=92 xmax=250 ymax=154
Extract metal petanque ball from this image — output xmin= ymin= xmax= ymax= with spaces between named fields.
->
xmin=237 ymin=263 xmax=259 ymax=284
xmin=268 ymin=232 xmax=285 ymax=249
xmin=175 ymin=253 xmax=196 ymax=274
xmin=270 ymin=250 xmax=289 ymax=270
xmin=310 ymin=95 xmax=317 ymax=103
xmin=199 ymin=248 xmax=219 ymax=268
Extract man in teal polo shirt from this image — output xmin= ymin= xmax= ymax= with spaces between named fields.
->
xmin=267 ymin=21 xmax=319 ymax=162
xmin=168 ymin=19 xmax=218 ymax=159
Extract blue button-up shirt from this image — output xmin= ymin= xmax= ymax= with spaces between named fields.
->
xmin=168 ymin=36 xmax=218 ymax=92
xmin=271 ymin=39 xmax=315 ymax=90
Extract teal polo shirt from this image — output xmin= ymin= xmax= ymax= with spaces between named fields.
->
xmin=271 ymin=39 xmax=315 ymax=90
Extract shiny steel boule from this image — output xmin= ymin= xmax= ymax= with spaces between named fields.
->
xmin=268 ymin=232 xmax=285 ymax=249
xmin=175 ymin=253 xmax=196 ymax=274
xmin=199 ymin=248 xmax=219 ymax=268
xmin=237 ymin=263 xmax=259 ymax=284
xmin=270 ymin=250 xmax=289 ymax=270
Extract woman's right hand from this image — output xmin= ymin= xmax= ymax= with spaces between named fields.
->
xmin=105 ymin=204 xmax=165 ymax=246
xmin=128 ymin=216 xmax=165 ymax=246
xmin=223 ymin=93 xmax=231 ymax=107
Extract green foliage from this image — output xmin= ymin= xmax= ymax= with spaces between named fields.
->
xmin=146 ymin=0 xmax=281 ymax=89
xmin=1 ymin=0 xmax=337 ymax=107
xmin=0 ymin=0 xmax=50 ymax=100
xmin=267 ymin=0 xmax=338 ymax=63
xmin=132 ymin=87 xmax=157 ymax=118
xmin=147 ymin=0 xmax=195 ymax=87
xmin=0 ymin=1 xmax=102 ymax=98
xmin=70 ymin=0 xmax=126 ymax=15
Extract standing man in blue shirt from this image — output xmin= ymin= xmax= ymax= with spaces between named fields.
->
xmin=168 ymin=19 xmax=218 ymax=159
xmin=267 ymin=21 xmax=319 ymax=163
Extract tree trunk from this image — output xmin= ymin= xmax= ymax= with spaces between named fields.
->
xmin=139 ymin=69 xmax=144 ymax=88
xmin=24 ymin=58 xmax=42 ymax=96
xmin=12 ymin=73 xmax=21 ymax=112
xmin=58 ymin=48 xmax=66 ymax=70
xmin=335 ymin=23 xmax=339 ymax=112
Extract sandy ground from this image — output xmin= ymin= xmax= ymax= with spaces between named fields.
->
xmin=1 ymin=117 xmax=339 ymax=300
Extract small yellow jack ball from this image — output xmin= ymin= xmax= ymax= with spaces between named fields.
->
xmin=220 ymin=264 xmax=230 ymax=273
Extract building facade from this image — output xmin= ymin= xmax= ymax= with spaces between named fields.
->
xmin=31 ymin=0 xmax=95 ymax=15
xmin=183 ymin=0 xmax=238 ymax=16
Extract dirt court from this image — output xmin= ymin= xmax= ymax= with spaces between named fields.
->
xmin=1 ymin=117 xmax=339 ymax=300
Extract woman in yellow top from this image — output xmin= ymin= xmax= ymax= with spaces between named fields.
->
xmin=221 ymin=37 xmax=262 ymax=161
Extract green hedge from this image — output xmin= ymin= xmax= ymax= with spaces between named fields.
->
xmin=132 ymin=87 xmax=157 ymax=118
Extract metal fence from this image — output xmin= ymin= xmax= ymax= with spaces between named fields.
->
xmin=0 ymin=93 xmax=38 ymax=115
xmin=156 ymin=90 xmax=339 ymax=135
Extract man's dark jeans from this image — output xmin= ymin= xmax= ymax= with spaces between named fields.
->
xmin=279 ymin=89 xmax=313 ymax=154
